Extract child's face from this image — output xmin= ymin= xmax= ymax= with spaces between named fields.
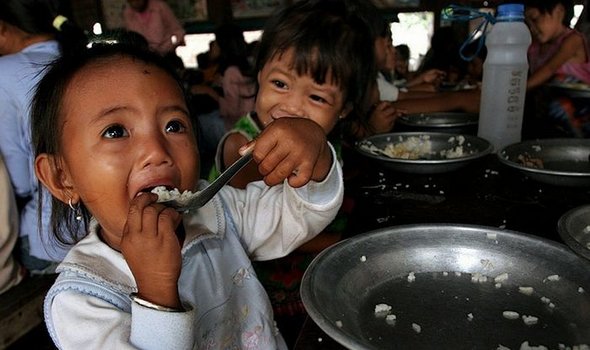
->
xmin=255 ymin=48 xmax=349 ymax=134
xmin=57 ymin=56 xmax=198 ymax=239
xmin=525 ymin=5 xmax=565 ymax=44
xmin=374 ymin=36 xmax=391 ymax=71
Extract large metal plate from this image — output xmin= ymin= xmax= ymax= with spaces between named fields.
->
xmin=558 ymin=205 xmax=590 ymax=260
xmin=498 ymin=138 xmax=590 ymax=187
xmin=397 ymin=112 xmax=478 ymax=135
xmin=356 ymin=132 xmax=492 ymax=174
xmin=301 ymin=224 xmax=590 ymax=350
xmin=549 ymin=83 xmax=590 ymax=98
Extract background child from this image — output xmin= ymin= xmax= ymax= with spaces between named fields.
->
xmin=524 ymin=0 xmax=590 ymax=137
xmin=123 ymin=0 xmax=185 ymax=58
xmin=0 ymin=0 xmax=87 ymax=273
xmin=207 ymin=2 xmax=375 ymax=345
xmin=32 ymin=42 xmax=343 ymax=349
xmin=0 ymin=154 xmax=24 ymax=294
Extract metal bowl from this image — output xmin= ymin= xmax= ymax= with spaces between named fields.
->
xmin=355 ymin=132 xmax=492 ymax=174
xmin=549 ymin=83 xmax=590 ymax=98
xmin=498 ymin=138 xmax=590 ymax=187
xmin=558 ymin=205 xmax=590 ymax=260
xmin=396 ymin=112 xmax=479 ymax=135
xmin=301 ymin=224 xmax=590 ymax=350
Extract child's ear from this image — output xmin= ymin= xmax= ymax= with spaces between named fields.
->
xmin=35 ymin=154 xmax=78 ymax=204
xmin=340 ymin=103 xmax=354 ymax=119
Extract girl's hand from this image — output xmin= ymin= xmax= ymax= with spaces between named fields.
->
xmin=120 ymin=192 xmax=183 ymax=309
xmin=419 ymin=69 xmax=446 ymax=85
xmin=241 ymin=118 xmax=331 ymax=188
xmin=369 ymin=101 xmax=406 ymax=134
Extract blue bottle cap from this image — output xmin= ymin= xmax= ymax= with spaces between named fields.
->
xmin=497 ymin=3 xmax=525 ymax=20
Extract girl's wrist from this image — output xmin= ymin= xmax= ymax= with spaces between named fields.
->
xmin=130 ymin=293 xmax=185 ymax=312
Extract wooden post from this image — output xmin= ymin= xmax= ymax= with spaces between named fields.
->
xmin=207 ymin=0 xmax=233 ymax=25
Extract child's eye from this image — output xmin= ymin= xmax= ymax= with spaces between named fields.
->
xmin=271 ymin=80 xmax=287 ymax=89
xmin=102 ymin=124 xmax=128 ymax=139
xmin=165 ymin=120 xmax=188 ymax=133
xmin=310 ymin=94 xmax=329 ymax=104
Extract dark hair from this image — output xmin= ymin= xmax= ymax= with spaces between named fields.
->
xmin=396 ymin=44 xmax=411 ymax=62
xmin=524 ymin=0 xmax=574 ymax=25
xmin=31 ymin=43 xmax=189 ymax=245
xmin=255 ymin=0 xmax=376 ymax=135
xmin=343 ymin=0 xmax=390 ymax=40
xmin=0 ymin=0 xmax=87 ymax=53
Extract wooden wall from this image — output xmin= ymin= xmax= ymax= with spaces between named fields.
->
xmin=70 ymin=0 xmax=496 ymax=34
xmin=69 ymin=0 xmax=588 ymax=35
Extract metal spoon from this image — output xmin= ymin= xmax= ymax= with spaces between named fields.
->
xmin=160 ymin=148 xmax=253 ymax=212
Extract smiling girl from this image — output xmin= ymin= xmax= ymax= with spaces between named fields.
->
xmin=205 ymin=1 xmax=376 ymax=345
xmin=32 ymin=42 xmax=343 ymax=349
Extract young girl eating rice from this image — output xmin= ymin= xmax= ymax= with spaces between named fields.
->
xmin=32 ymin=42 xmax=343 ymax=349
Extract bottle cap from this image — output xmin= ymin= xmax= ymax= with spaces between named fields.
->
xmin=496 ymin=3 xmax=525 ymax=21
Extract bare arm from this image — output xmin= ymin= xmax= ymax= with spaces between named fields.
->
xmin=527 ymin=33 xmax=586 ymax=90
xmin=393 ymin=89 xmax=481 ymax=115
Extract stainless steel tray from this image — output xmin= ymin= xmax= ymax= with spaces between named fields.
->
xmin=397 ymin=112 xmax=478 ymax=135
xmin=498 ymin=138 xmax=590 ymax=187
xmin=356 ymin=132 xmax=492 ymax=174
xmin=558 ymin=205 xmax=590 ymax=260
xmin=549 ymin=83 xmax=590 ymax=99
xmin=301 ymin=224 xmax=590 ymax=350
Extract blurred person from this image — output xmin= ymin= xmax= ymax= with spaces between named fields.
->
xmin=350 ymin=3 xmax=477 ymax=140
xmin=0 ymin=0 xmax=86 ymax=272
xmin=418 ymin=26 xmax=467 ymax=84
xmin=0 ymin=154 xmax=25 ymax=294
xmin=524 ymin=0 xmax=590 ymax=137
xmin=191 ymin=23 xmax=256 ymax=131
xmin=123 ymin=0 xmax=185 ymax=57
xmin=392 ymin=43 xmax=445 ymax=91
xmin=394 ymin=44 xmax=412 ymax=81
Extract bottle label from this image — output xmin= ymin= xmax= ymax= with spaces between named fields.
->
xmin=506 ymin=70 xmax=525 ymax=126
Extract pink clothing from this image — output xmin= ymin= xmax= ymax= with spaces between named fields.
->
xmin=218 ymin=66 xmax=256 ymax=130
xmin=123 ymin=0 xmax=185 ymax=56
xmin=528 ymin=28 xmax=590 ymax=84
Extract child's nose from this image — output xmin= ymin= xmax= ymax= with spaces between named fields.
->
xmin=138 ymin=134 xmax=174 ymax=168
xmin=279 ymin=97 xmax=307 ymax=118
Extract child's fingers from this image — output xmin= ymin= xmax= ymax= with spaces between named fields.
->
xmin=125 ymin=192 xmax=158 ymax=236
xmin=286 ymin=161 xmax=313 ymax=188
xmin=238 ymin=141 xmax=256 ymax=156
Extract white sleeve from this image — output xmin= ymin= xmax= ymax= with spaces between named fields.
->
xmin=49 ymin=291 xmax=194 ymax=350
xmin=220 ymin=143 xmax=344 ymax=261
xmin=377 ymin=73 xmax=400 ymax=102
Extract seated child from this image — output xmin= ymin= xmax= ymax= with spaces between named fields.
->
xmin=32 ymin=42 xmax=343 ymax=349
xmin=0 ymin=154 xmax=25 ymax=294
xmin=207 ymin=1 xmax=375 ymax=344
xmin=524 ymin=0 xmax=590 ymax=137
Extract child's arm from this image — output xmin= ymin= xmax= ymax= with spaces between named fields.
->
xmin=527 ymin=33 xmax=586 ymax=90
xmin=220 ymin=118 xmax=343 ymax=260
xmin=245 ymin=118 xmax=333 ymax=188
xmin=393 ymin=89 xmax=481 ymax=115
xmin=48 ymin=289 xmax=194 ymax=349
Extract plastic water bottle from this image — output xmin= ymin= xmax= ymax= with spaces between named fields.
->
xmin=477 ymin=3 xmax=531 ymax=152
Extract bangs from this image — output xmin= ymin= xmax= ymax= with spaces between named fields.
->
xmin=263 ymin=15 xmax=357 ymax=94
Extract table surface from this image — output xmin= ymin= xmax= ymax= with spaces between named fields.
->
xmin=294 ymin=150 xmax=590 ymax=350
